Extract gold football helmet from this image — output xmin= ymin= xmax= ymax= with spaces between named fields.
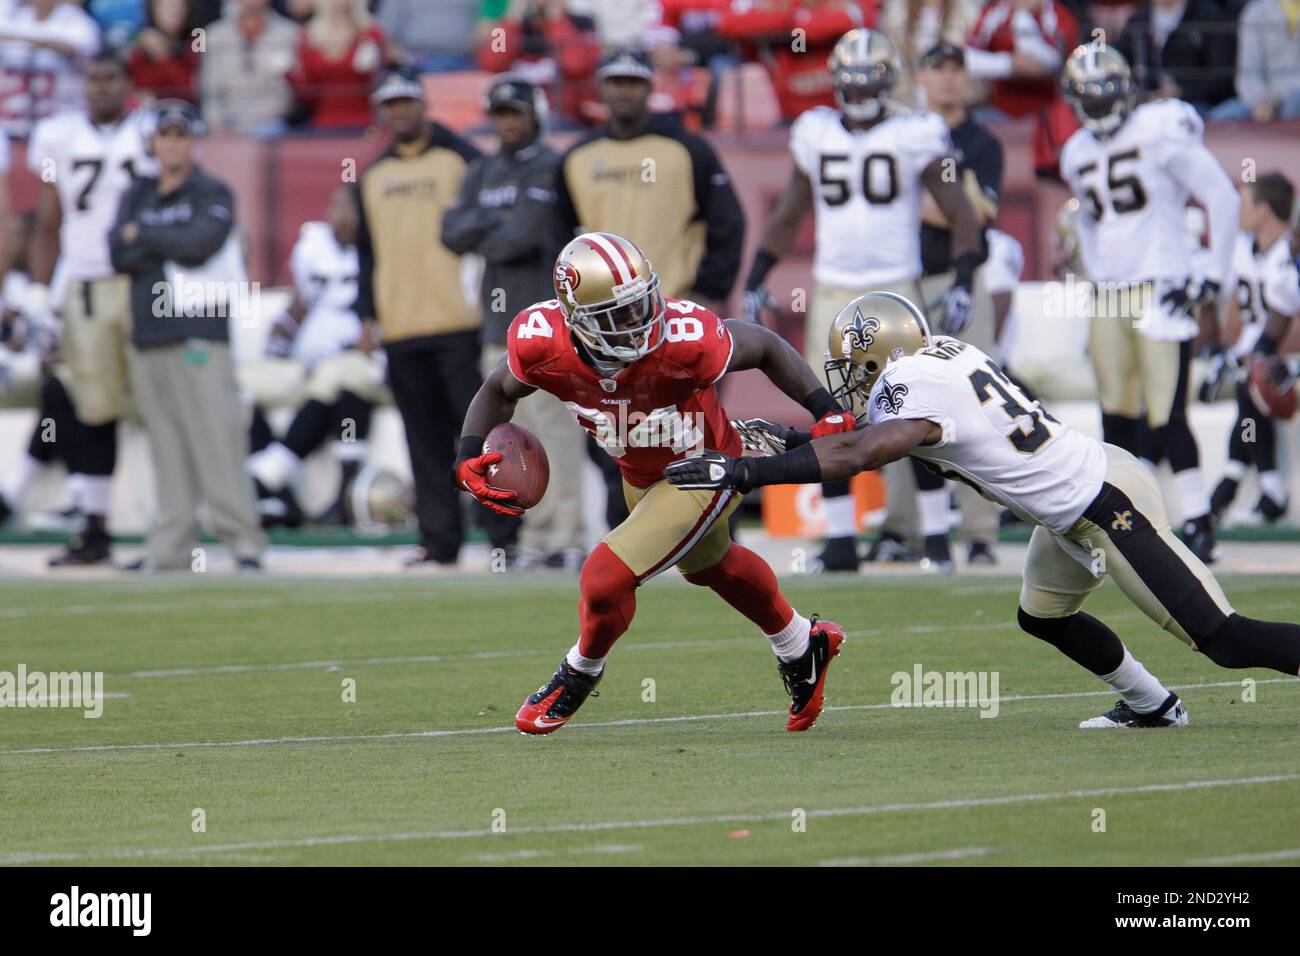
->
xmin=824 ymin=291 xmax=931 ymax=415
xmin=1061 ymin=43 xmax=1134 ymax=138
xmin=552 ymin=231 xmax=665 ymax=365
xmin=828 ymin=29 xmax=898 ymax=122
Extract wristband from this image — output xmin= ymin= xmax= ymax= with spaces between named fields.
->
xmin=741 ymin=443 xmax=823 ymax=491
xmin=952 ymin=251 xmax=981 ymax=290
xmin=745 ymin=248 xmax=777 ymax=291
xmin=455 ymin=435 xmax=484 ymax=466
xmin=802 ymin=386 xmax=841 ymax=420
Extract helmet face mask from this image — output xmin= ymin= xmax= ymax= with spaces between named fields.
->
xmin=1062 ymin=44 xmax=1135 ymax=138
xmin=554 ymin=233 xmax=666 ymax=366
xmin=829 ymin=29 xmax=898 ymax=123
xmin=823 ymin=292 xmax=931 ymax=414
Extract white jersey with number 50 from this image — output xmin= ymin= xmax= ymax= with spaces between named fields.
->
xmin=790 ymin=106 xmax=951 ymax=289
xmin=868 ymin=336 xmax=1107 ymax=534
xmin=27 ymin=110 xmax=154 ymax=283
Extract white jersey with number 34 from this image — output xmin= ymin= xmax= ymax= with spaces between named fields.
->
xmin=868 ymin=336 xmax=1107 ymax=534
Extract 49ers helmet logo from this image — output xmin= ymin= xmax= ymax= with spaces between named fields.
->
xmin=554 ymin=260 xmax=580 ymax=296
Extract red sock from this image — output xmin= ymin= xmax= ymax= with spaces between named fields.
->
xmin=682 ymin=543 xmax=793 ymax=634
xmin=577 ymin=543 xmax=639 ymax=660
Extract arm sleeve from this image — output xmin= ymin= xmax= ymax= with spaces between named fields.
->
xmin=689 ymin=138 xmax=745 ymax=300
xmin=353 ymin=180 xmax=376 ymax=320
xmin=1161 ymin=115 xmax=1238 ymax=286
xmin=439 ymin=159 xmax=498 ymax=255
xmin=135 ymin=180 xmax=235 ymax=265
xmin=474 ymin=161 xmax=565 ymax=264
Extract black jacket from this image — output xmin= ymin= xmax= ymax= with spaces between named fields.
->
xmin=109 ymin=166 xmax=237 ymax=348
xmin=441 ymin=138 xmax=566 ymax=345
xmin=1116 ymin=0 xmax=1236 ymax=107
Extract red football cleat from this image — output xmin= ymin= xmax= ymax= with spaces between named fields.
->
xmin=778 ymin=617 xmax=845 ymax=732
xmin=515 ymin=660 xmax=603 ymax=735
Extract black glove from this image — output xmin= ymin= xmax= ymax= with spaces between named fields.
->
xmin=663 ymin=451 xmax=751 ymax=492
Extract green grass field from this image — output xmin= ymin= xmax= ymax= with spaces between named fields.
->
xmin=2 ymin=571 xmax=1298 ymax=866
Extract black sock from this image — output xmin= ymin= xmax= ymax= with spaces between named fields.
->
xmin=283 ymin=399 xmax=333 ymax=459
xmin=248 ymin=406 xmax=274 ymax=454
xmin=1018 ymin=608 xmax=1125 ymax=675
xmin=334 ymin=390 xmax=373 ymax=443
xmin=1100 ymin=414 xmax=1142 ymax=457
xmin=1197 ymin=613 xmax=1300 ymax=674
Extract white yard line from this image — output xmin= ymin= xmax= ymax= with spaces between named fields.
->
xmin=820 ymin=847 xmax=991 ymax=866
xmin=2 ymin=774 xmax=1296 ymax=865
xmin=4 ymin=677 xmax=1294 ymax=756
xmin=1190 ymin=847 xmax=1300 ymax=865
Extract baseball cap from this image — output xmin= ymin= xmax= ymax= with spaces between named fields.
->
xmin=596 ymin=49 xmax=653 ymax=82
xmin=152 ymin=99 xmax=204 ymax=136
xmin=485 ymin=76 xmax=539 ymax=113
xmin=920 ymin=42 xmax=966 ymax=69
xmin=371 ymin=65 xmax=426 ymax=105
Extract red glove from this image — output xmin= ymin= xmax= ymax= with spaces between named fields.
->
xmin=811 ymin=411 xmax=857 ymax=439
xmin=455 ymin=452 xmax=524 ymax=517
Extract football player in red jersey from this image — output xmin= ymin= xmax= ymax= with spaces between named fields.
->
xmin=459 ymin=231 xmax=854 ymax=734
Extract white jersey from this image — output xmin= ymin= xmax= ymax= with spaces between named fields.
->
xmin=0 ymin=0 xmax=101 ymax=139
xmin=790 ymin=106 xmax=951 ymax=288
xmin=27 ymin=110 xmax=154 ymax=283
xmin=1227 ymin=232 xmax=1300 ymax=358
xmin=288 ymin=221 xmax=362 ymax=366
xmin=1061 ymin=100 xmax=1237 ymax=292
xmin=867 ymin=336 xmax=1107 ymax=534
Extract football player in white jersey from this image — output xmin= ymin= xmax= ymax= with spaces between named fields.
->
xmin=1059 ymin=43 xmax=1240 ymax=566
xmin=1210 ymin=173 xmax=1300 ymax=524
xmin=23 ymin=51 xmax=153 ymax=565
xmin=742 ymin=28 xmax=982 ymax=572
xmin=241 ymin=186 xmax=388 ymax=527
xmin=668 ymin=292 xmax=1300 ymax=728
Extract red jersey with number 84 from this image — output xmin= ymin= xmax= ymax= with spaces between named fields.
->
xmin=506 ymin=298 xmax=742 ymax=487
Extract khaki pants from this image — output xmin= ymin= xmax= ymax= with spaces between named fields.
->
xmin=129 ymin=340 xmax=266 ymax=569
xmin=60 ymin=276 xmax=132 ymax=424
xmin=1088 ymin=284 xmax=1184 ymax=427
xmin=607 ymin=479 xmax=741 ymax=580
xmin=483 ymin=345 xmax=585 ymax=556
xmin=1020 ymin=444 xmax=1233 ymax=648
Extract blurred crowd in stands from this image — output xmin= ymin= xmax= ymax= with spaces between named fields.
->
xmin=1 ymin=0 xmax=1297 ymax=143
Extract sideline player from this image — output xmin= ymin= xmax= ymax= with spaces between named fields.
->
xmin=667 ymin=292 xmax=1300 ymax=728
xmin=460 ymin=231 xmax=850 ymax=735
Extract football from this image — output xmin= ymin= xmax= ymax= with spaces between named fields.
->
xmin=483 ymin=422 xmax=550 ymax=509
xmin=1247 ymin=355 xmax=1297 ymax=421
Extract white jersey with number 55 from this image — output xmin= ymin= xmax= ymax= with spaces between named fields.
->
xmin=27 ymin=110 xmax=154 ymax=283
xmin=1060 ymin=99 xmax=1237 ymax=289
xmin=790 ymin=106 xmax=951 ymax=289
xmin=868 ymin=336 xmax=1107 ymax=534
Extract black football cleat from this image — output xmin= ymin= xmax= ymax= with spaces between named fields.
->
xmin=967 ymin=540 xmax=997 ymax=566
xmin=778 ymin=617 xmax=845 ymax=732
xmin=1079 ymin=693 xmax=1188 ymax=729
xmin=1180 ymin=515 xmax=1217 ymax=564
xmin=864 ymin=529 xmax=910 ymax=563
xmin=1255 ymin=493 xmax=1288 ymax=524
xmin=814 ymin=535 xmax=859 ymax=573
xmin=48 ymin=533 xmax=111 ymax=567
xmin=919 ymin=533 xmax=954 ymax=574
xmin=515 ymin=660 xmax=602 ymax=735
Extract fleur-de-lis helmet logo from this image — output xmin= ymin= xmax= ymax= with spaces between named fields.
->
xmin=842 ymin=309 xmax=880 ymax=355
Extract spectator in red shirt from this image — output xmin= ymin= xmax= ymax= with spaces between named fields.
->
xmin=288 ymin=0 xmax=391 ymax=132
xmin=965 ymin=0 xmax=1079 ymax=120
xmin=717 ymin=0 xmax=876 ymax=123
xmin=129 ymin=0 xmax=201 ymax=104
xmin=477 ymin=0 xmax=603 ymax=128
